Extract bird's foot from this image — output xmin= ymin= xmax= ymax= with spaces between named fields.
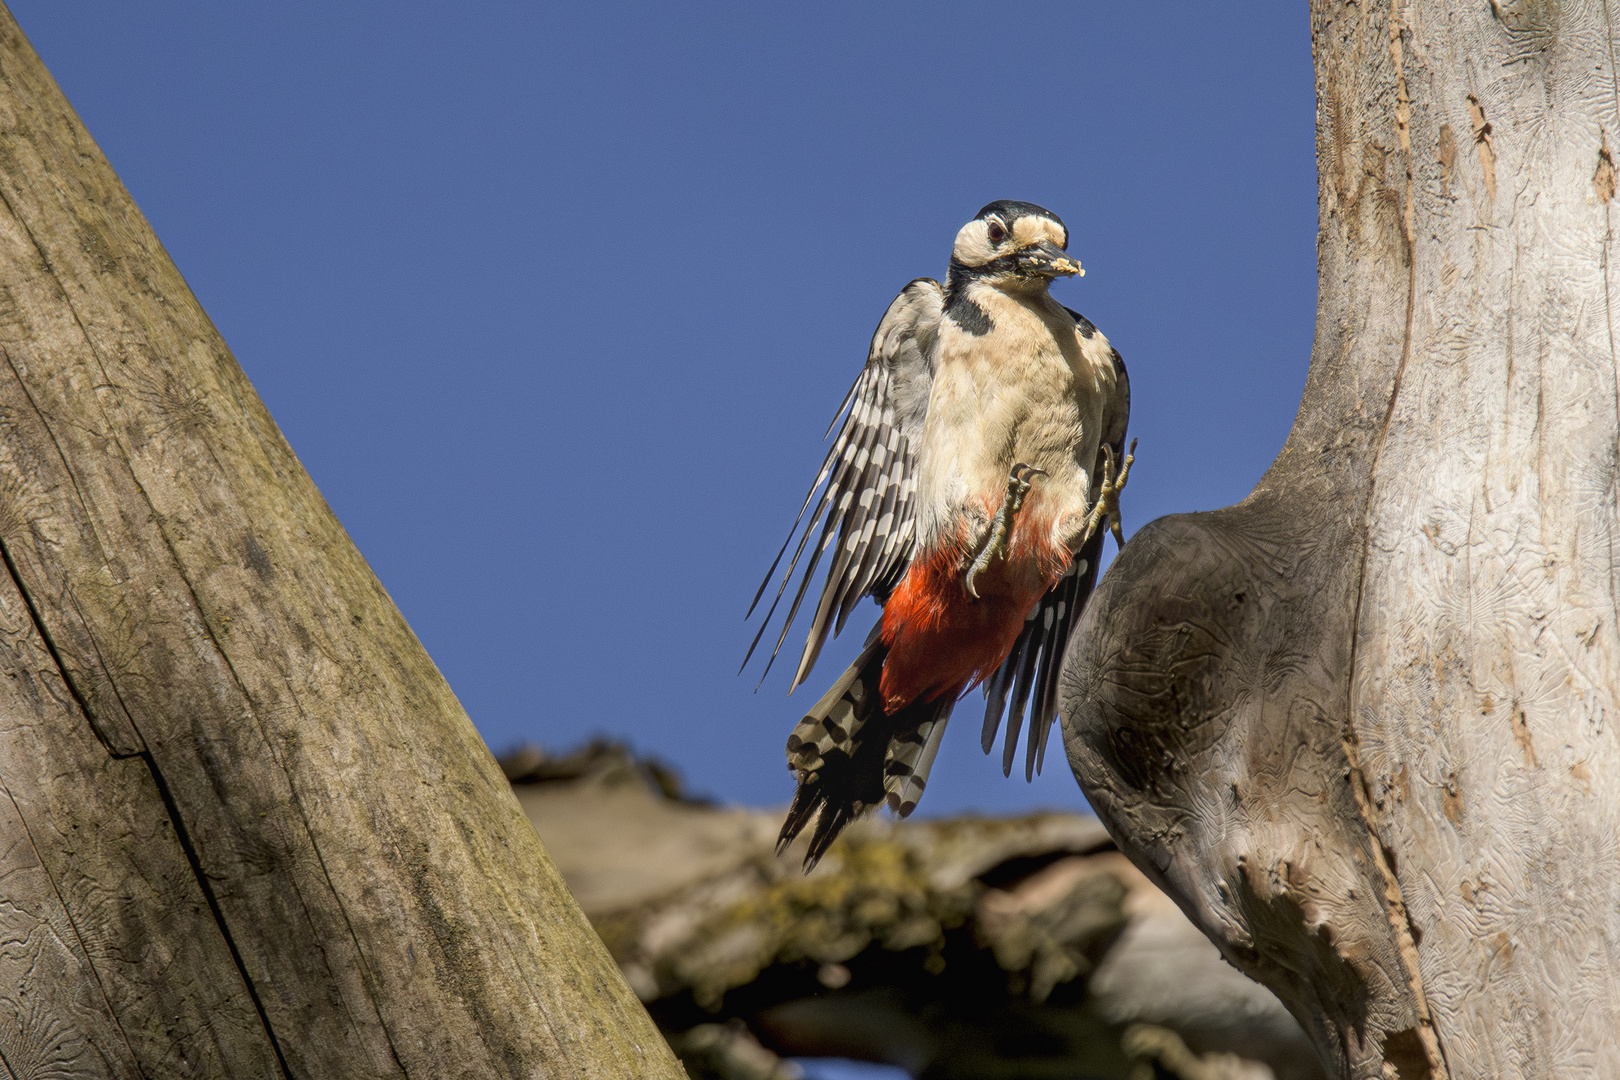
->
xmin=1080 ymin=438 xmax=1137 ymax=549
xmin=965 ymin=463 xmax=1046 ymax=600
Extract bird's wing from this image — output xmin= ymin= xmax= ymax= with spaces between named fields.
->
xmin=981 ymin=323 xmax=1130 ymax=780
xmin=745 ymin=277 xmax=943 ymax=692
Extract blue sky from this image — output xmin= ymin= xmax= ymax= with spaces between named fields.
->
xmin=8 ymin=2 xmax=1316 ymax=816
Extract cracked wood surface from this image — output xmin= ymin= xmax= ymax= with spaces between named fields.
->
xmin=1063 ymin=2 xmax=1620 ymax=1078
xmin=0 ymin=6 xmax=682 ymax=1077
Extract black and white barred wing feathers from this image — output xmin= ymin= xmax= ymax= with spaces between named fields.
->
xmin=744 ymin=277 xmax=942 ymax=691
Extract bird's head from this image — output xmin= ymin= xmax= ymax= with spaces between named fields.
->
xmin=948 ymin=201 xmax=1082 ymax=291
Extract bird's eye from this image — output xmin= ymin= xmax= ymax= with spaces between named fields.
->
xmin=986 ymin=221 xmax=1006 ymax=245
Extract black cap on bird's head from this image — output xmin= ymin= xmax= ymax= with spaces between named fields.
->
xmin=974 ymin=200 xmax=1064 ymax=229
xmin=950 ymin=200 xmax=1082 ymax=287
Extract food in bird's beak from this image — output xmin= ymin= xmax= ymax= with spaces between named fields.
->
xmin=1024 ymin=240 xmax=1083 ymax=278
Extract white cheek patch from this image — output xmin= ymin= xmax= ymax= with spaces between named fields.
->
xmin=1011 ymin=216 xmax=1067 ymax=250
xmin=951 ymin=220 xmax=998 ymax=266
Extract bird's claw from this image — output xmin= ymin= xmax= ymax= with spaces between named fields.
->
xmin=965 ymin=463 xmax=1047 ymax=600
xmin=1080 ymin=438 xmax=1136 ymax=549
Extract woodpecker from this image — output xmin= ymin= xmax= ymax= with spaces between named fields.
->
xmin=746 ymin=201 xmax=1132 ymax=869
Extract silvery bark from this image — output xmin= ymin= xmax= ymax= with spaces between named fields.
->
xmin=1063 ymin=3 xmax=1620 ymax=1078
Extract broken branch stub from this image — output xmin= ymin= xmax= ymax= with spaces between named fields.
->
xmin=1063 ymin=4 xmax=1620 ymax=1079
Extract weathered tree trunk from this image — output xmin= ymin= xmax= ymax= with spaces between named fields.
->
xmin=1063 ymin=3 xmax=1620 ymax=1079
xmin=0 ymin=7 xmax=681 ymax=1077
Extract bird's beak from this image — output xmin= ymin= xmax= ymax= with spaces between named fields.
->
xmin=1022 ymin=240 xmax=1084 ymax=279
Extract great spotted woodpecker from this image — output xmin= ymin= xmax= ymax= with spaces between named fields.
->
xmin=746 ymin=201 xmax=1133 ymax=868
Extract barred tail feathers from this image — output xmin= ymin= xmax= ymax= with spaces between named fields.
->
xmin=883 ymin=706 xmax=952 ymax=818
xmin=777 ymin=639 xmax=955 ymax=870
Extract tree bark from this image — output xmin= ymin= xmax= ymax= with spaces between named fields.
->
xmin=1063 ymin=3 xmax=1620 ymax=1079
xmin=0 ymin=7 xmax=681 ymax=1078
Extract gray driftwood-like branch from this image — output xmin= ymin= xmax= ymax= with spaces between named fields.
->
xmin=1063 ymin=4 xmax=1620 ymax=1079
xmin=506 ymin=740 xmax=1325 ymax=1080
xmin=0 ymin=7 xmax=681 ymax=1076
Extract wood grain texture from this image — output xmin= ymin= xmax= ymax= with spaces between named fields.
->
xmin=1062 ymin=2 xmax=1620 ymax=1078
xmin=0 ymin=5 xmax=683 ymax=1077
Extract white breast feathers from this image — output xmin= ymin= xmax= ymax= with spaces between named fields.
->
xmin=916 ymin=285 xmax=1117 ymax=555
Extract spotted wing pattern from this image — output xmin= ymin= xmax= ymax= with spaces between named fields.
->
xmin=981 ymin=330 xmax=1130 ymax=780
xmin=745 ymin=277 xmax=943 ymax=692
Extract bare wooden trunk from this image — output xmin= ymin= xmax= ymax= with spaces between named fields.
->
xmin=0 ymin=7 xmax=681 ymax=1077
xmin=1063 ymin=3 xmax=1620 ymax=1078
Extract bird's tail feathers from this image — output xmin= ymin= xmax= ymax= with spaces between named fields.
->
xmin=882 ymin=707 xmax=950 ymax=818
xmin=777 ymin=639 xmax=955 ymax=870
